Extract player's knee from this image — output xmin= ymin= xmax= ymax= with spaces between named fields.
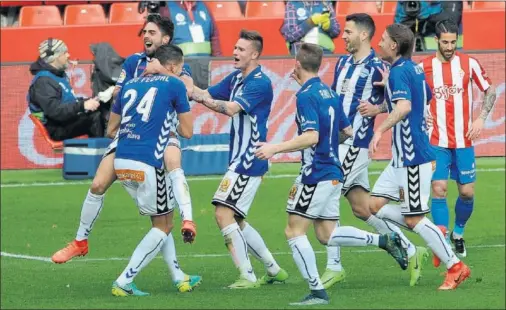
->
xmin=315 ymin=232 xmax=329 ymax=245
xmin=284 ymin=225 xmax=303 ymax=240
xmin=90 ymin=178 xmax=109 ymax=195
xmin=164 ymin=146 xmax=181 ymax=171
xmin=459 ymin=186 xmax=474 ymax=201
xmin=403 ymin=215 xmax=423 ymax=230
xmin=432 ymin=181 xmax=448 ymax=198
xmin=214 ymin=206 xmax=234 ymax=227
xmin=351 ymin=204 xmax=371 ymax=221
xmin=368 ymin=197 xmax=383 ymax=215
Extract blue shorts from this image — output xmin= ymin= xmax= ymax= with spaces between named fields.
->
xmin=432 ymin=146 xmax=476 ymax=184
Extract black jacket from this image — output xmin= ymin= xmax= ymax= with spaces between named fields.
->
xmin=28 ymin=58 xmax=86 ymax=126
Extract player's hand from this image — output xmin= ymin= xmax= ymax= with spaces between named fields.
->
xmin=358 ymin=100 xmax=379 ymax=117
xmin=466 ymin=118 xmax=484 ymax=141
xmin=290 ymin=69 xmax=303 ymax=86
xmin=425 ymin=112 xmax=434 ymax=130
xmin=181 ymin=220 xmax=197 ymax=244
xmin=310 ymin=13 xmax=325 ymax=26
xmin=142 ymin=58 xmax=165 ymax=76
xmin=84 ymin=98 xmax=100 ymax=111
xmin=255 ymin=142 xmax=277 ymax=160
xmin=369 ymin=132 xmax=382 ymax=157
xmin=180 ymin=75 xmax=194 ymax=98
xmin=373 ymin=64 xmax=389 ymax=87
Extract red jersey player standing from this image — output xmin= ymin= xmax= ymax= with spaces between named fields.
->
xmin=420 ymin=20 xmax=497 ymax=264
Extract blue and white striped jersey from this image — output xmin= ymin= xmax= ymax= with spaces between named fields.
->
xmin=296 ymin=77 xmax=350 ymax=184
xmin=116 ymin=52 xmax=192 ymax=88
xmin=386 ymin=57 xmax=435 ymax=168
xmin=208 ymin=66 xmax=273 ymax=177
xmin=331 ymin=49 xmax=386 ymax=148
xmin=113 ymin=74 xmax=190 ymax=168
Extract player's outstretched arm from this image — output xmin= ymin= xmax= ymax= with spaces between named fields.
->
xmin=358 ymin=100 xmax=388 ymax=117
xmin=192 ymin=85 xmax=242 ymax=117
xmin=467 ymin=85 xmax=497 ymax=140
xmin=255 ymin=130 xmax=319 ymax=160
xmin=369 ymin=99 xmax=411 ymax=155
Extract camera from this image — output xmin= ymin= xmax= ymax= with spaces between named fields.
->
xmin=403 ymin=1 xmax=421 ymax=17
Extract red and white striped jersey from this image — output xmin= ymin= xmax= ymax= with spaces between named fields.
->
xmin=420 ymin=52 xmax=492 ymax=149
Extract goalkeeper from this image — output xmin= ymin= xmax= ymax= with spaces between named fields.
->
xmin=281 ymin=1 xmax=341 ymax=55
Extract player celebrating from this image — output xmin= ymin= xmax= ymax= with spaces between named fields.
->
xmin=188 ymin=30 xmax=289 ymax=289
xmin=51 ymin=15 xmax=201 ymax=293
xmin=420 ymin=20 xmax=496 ymax=260
xmin=256 ymin=43 xmax=407 ymax=306
xmin=325 ymin=13 xmax=427 ymax=288
xmin=110 ymin=44 xmax=193 ymax=296
xmin=368 ymin=23 xmax=470 ymax=290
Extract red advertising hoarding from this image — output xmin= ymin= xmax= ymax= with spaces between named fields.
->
xmin=1 ymin=53 xmax=504 ymax=169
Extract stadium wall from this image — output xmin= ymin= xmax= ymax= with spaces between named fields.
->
xmin=1 ymin=52 xmax=504 ymax=170
xmin=0 ymin=10 xmax=505 ymax=62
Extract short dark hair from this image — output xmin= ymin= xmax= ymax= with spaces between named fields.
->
xmin=346 ymin=13 xmax=376 ymax=39
xmin=239 ymin=29 xmax=264 ymax=55
xmin=138 ymin=14 xmax=174 ymax=42
xmin=386 ymin=23 xmax=414 ymax=58
xmin=435 ymin=20 xmax=459 ymax=39
xmin=296 ymin=43 xmax=323 ymax=73
xmin=154 ymin=44 xmax=184 ymax=66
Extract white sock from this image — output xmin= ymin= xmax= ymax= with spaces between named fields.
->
xmin=413 ymin=217 xmax=460 ymax=269
xmin=326 ymin=245 xmax=342 ymax=272
xmin=221 ymin=223 xmax=256 ymax=282
xmin=288 ymin=235 xmax=324 ymax=291
xmin=365 ymin=214 xmax=391 ymax=234
xmin=168 ymin=168 xmax=193 ymax=221
xmin=76 ymin=190 xmax=104 ymax=241
xmin=327 ymin=226 xmax=379 ymax=247
xmin=241 ymin=223 xmax=281 ymax=276
xmin=116 ymin=227 xmax=166 ymax=287
xmin=376 ymin=204 xmax=417 ymax=258
xmin=160 ymin=232 xmax=186 ymax=282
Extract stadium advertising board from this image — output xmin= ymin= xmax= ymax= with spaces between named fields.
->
xmin=1 ymin=53 xmax=505 ymax=169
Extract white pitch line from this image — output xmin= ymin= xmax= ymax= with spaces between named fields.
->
xmin=1 ymin=168 xmax=505 ymax=188
xmin=1 ymin=244 xmax=504 ymax=264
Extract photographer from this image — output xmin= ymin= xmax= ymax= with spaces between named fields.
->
xmin=28 ymin=38 xmax=105 ymax=141
xmin=393 ymin=1 xmax=442 ymax=36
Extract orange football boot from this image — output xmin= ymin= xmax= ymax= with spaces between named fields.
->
xmin=51 ymin=240 xmax=88 ymax=264
xmin=438 ymin=261 xmax=471 ymax=290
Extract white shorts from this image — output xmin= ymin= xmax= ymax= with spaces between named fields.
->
xmin=339 ymin=145 xmax=371 ymax=195
xmin=114 ymin=158 xmax=176 ymax=216
xmin=371 ymin=161 xmax=435 ymax=215
xmin=212 ymin=170 xmax=262 ymax=218
xmin=286 ymin=176 xmax=343 ymax=220
xmin=104 ymin=135 xmax=180 ymax=159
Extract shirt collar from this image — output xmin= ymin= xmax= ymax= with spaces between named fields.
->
xmin=237 ymin=65 xmax=262 ymax=84
xmin=392 ymin=57 xmax=407 ymax=68
xmin=352 ymin=48 xmax=376 ymax=65
xmin=296 ymin=76 xmax=321 ymax=96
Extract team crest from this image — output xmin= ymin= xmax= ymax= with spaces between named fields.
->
xmin=288 ymin=185 xmax=298 ymax=201
xmin=399 ymin=187 xmax=405 ymax=202
xmin=117 ymin=69 xmax=126 ymax=83
xmin=219 ymin=178 xmax=231 ymax=192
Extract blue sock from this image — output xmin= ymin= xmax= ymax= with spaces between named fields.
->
xmin=454 ymin=196 xmax=474 ymax=237
xmin=431 ymin=197 xmax=449 ymax=229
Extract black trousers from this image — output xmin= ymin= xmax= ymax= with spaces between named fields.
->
xmin=46 ymin=111 xmax=105 ymax=141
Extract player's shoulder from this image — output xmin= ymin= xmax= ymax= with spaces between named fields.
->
xmin=252 ymin=68 xmax=272 ymax=84
xmin=369 ymin=56 xmax=388 ymax=68
xmin=124 ymin=52 xmax=145 ymax=64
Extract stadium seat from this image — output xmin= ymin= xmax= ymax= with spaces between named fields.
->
xmin=0 ymin=1 xmax=42 ymax=7
xmin=245 ymin=1 xmax=285 ymax=18
xmin=382 ymin=1 xmax=397 ymax=14
xmin=336 ymin=1 xmax=381 ymax=15
xmin=205 ymin=1 xmax=243 ymax=20
xmin=44 ymin=1 xmax=88 ymax=5
xmin=109 ymin=2 xmax=146 ymax=24
xmin=19 ymin=5 xmax=62 ymax=27
xmin=472 ymin=1 xmax=505 ymax=10
xmin=64 ymin=4 xmax=107 ymax=25
xmin=28 ymin=114 xmax=87 ymax=152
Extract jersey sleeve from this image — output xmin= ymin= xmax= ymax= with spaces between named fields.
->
xmin=173 ymin=79 xmax=191 ymax=114
xmin=388 ymin=67 xmax=411 ymax=103
xmin=369 ymin=64 xmax=387 ymax=105
xmin=470 ymin=57 xmax=492 ymax=92
xmin=296 ymin=94 xmax=319 ymax=132
xmin=233 ymin=79 xmax=272 ymax=114
xmin=208 ymin=72 xmax=235 ymax=100
xmin=116 ymin=57 xmax=134 ymax=88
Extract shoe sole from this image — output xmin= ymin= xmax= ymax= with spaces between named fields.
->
xmin=52 ymin=251 xmax=88 ymax=264
xmin=177 ymin=278 xmax=203 ymax=293
xmin=438 ymin=268 xmax=471 ymax=290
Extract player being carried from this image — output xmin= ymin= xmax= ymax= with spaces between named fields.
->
xmin=51 ymin=15 xmax=201 ymax=293
xmin=255 ymin=43 xmax=407 ymax=306
xmin=367 ymin=23 xmax=470 ymax=290
xmin=110 ymin=44 xmax=193 ymax=296
xmin=420 ymin=20 xmax=496 ymax=261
